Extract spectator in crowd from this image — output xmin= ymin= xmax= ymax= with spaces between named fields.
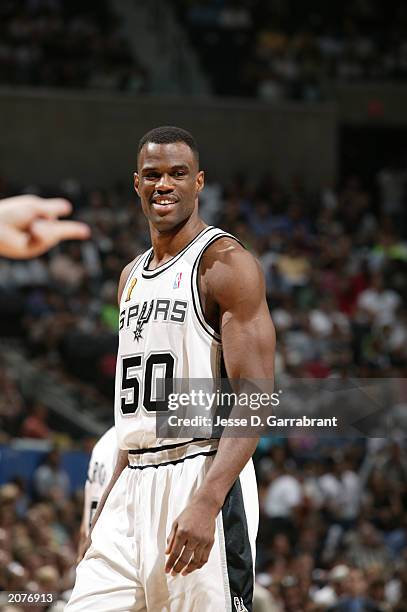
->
xmin=312 ymin=565 xmax=350 ymax=608
xmin=20 ymin=402 xmax=51 ymax=440
xmin=327 ymin=567 xmax=383 ymax=612
xmin=357 ymin=272 xmax=401 ymax=327
xmin=0 ymin=360 xmax=25 ymax=437
xmin=345 ymin=521 xmax=392 ymax=572
xmin=33 ymin=449 xmax=70 ymax=502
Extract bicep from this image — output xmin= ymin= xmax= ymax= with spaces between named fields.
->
xmin=213 ymin=251 xmax=275 ymax=380
xmin=221 ymin=300 xmax=276 ymax=380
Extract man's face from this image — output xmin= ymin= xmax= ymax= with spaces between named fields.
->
xmin=134 ymin=141 xmax=204 ymax=232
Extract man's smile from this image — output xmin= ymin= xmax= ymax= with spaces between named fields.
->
xmin=151 ymin=195 xmax=179 ymax=214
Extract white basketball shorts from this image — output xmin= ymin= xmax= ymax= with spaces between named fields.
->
xmin=66 ymin=439 xmax=258 ymax=612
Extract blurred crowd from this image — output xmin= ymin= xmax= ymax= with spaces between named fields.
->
xmin=175 ymin=0 xmax=407 ymax=99
xmin=1 ymin=438 xmax=406 ymax=610
xmin=0 ymin=449 xmax=83 ymax=611
xmin=252 ymin=438 xmax=407 ymax=611
xmin=0 ymin=160 xmax=406 ymax=609
xmin=0 ymin=0 xmax=147 ymax=92
xmin=2 ymin=0 xmax=407 ymax=101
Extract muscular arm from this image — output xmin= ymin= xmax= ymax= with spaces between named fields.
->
xmin=165 ymin=239 xmax=276 ymax=575
xmin=197 ymin=239 xmax=275 ymax=504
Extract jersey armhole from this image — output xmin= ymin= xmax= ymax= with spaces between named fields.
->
xmin=191 ymin=233 xmax=244 ymax=342
xmin=120 ymin=251 xmax=151 ymax=302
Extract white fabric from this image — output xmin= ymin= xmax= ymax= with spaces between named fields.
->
xmin=338 ymin=470 xmax=361 ymax=520
xmin=357 ymin=288 xmax=401 ymax=325
xmin=66 ymin=444 xmax=258 ymax=612
xmin=67 ymin=226 xmax=258 ymax=611
xmin=83 ymin=427 xmax=118 ymax=536
xmin=264 ymin=475 xmax=302 ymax=518
xmin=115 ymin=226 xmax=233 ymax=450
xmin=309 ymin=309 xmax=350 ymax=337
xmin=319 ymin=473 xmax=342 ymax=503
xmin=312 ymin=585 xmax=337 ymax=606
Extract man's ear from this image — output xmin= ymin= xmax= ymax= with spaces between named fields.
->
xmin=196 ymin=170 xmax=205 ymax=194
xmin=134 ymin=172 xmax=140 ymax=196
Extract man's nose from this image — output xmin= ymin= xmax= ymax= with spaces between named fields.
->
xmin=156 ymin=174 xmax=173 ymax=191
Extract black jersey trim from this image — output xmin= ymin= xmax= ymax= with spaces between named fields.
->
xmin=128 ymin=437 xmax=210 ymax=454
xmin=127 ymin=449 xmax=217 ymax=470
xmin=222 ymin=477 xmax=254 ymax=611
xmin=141 ymin=226 xmax=213 ymax=279
xmin=121 ymin=251 xmax=150 ymax=299
xmin=191 ymin=233 xmax=244 ymax=342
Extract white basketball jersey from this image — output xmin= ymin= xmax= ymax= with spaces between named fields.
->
xmin=83 ymin=426 xmax=118 ymax=534
xmin=115 ymin=226 xmax=236 ymax=450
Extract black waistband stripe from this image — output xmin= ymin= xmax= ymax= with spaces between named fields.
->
xmin=127 ymin=449 xmax=217 ymax=470
xmin=128 ymin=438 xmax=209 ymax=455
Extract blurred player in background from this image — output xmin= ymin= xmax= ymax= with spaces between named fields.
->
xmin=67 ymin=126 xmax=276 ymax=612
xmin=77 ymin=427 xmax=118 ymax=562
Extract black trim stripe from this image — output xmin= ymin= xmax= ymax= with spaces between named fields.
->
xmin=222 ymin=477 xmax=254 ymax=612
xmin=127 ymin=449 xmax=216 ymax=470
xmin=128 ymin=437 xmax=209 ymax=454
xmin=141 ymin=226 xmax=213 ymax=279
xmin=191 ymin=232 xmax=244 ymax=342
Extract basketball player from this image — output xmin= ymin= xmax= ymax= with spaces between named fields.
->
xmin=77 ymin=426 xmax=118 ymax=561
xmin=66 ymin=126 xmax=276 ymax=611
xmin=0 ymin=195 xmax=89 ymax=258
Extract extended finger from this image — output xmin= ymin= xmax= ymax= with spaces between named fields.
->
xmin=180 ymin=544 xmax=207 ymax=576
xmin=165 ymin=523 xmax=177 ymax=555
xmin=30 ymin=219 xmax=91 ymax=245
xmin=170 ymin=545 xmax=195 ymax=575
xmin=165 ymin=532 xmax=188 ymax=574
xmin=33 ymin=198 xmax=73 ymax=219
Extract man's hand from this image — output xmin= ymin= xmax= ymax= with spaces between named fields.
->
xmin=0 ymin=195 xmax=90 ymax=259
xmin=165 ymin=496 xmax=219 ymax=576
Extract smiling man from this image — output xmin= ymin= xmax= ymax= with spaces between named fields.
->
xmin=66 ymin=126 xmax=276 ymax=612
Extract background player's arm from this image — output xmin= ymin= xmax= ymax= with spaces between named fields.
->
xmin=165 ymin=240 xmax=275 ymax=575
xmin=77 ymin=484 xmax=89 ymax=562
xmin=78 ymin=259 xmax=140 ymax=561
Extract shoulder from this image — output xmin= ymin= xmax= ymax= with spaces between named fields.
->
xmin=118 ymin=255 xmax=143 ymax=304
xmin=96 ymin=426 xmax=116 ymax=451
xmin=200 ymin=236 xmax=265 ymax=302
xmin=91 ymin=427 xmax=117 ymax=462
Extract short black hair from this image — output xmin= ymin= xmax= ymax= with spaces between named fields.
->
xmin=137 ymin=125 xmax=199 ymax=164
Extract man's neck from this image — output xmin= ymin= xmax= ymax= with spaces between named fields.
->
xmin=149 ymin=215 xmax=207 ymax=268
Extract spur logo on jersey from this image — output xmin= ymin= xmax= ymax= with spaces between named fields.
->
xmin=173 ymin=271 xmax=183 ymax=289
xmin=120 ymin=298 xmax=189 ymax=340
xmin=234 ymin=597 xmax=248 ymax=612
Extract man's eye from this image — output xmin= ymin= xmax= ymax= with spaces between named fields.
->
xmin=174 ymin=171 xmax=186 ymax=177
xmin=145 ymin=173 xmax=159 ymax=179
